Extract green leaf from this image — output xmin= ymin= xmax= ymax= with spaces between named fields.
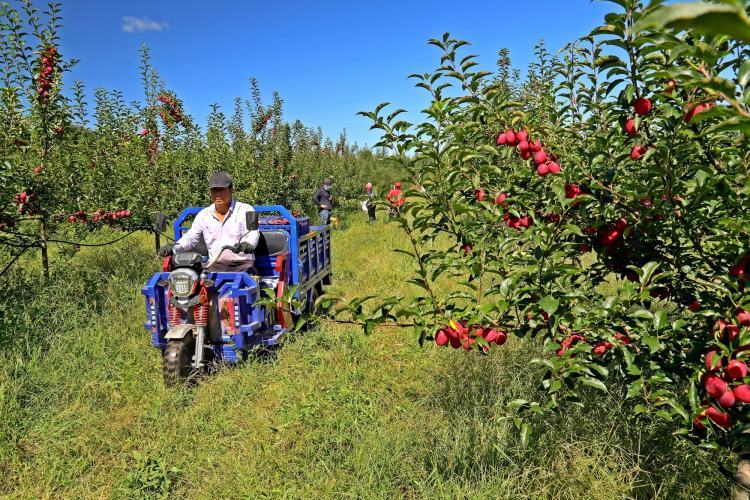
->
xmin=581 ymin=377 xmax=608 ymax=392
xmin=642 ymin=335 xmax=662 ymax=352
xmin=654 ymin=309 xmax=668 ymax=330
xmin=627 ymin=379 xmax=643 ymax=399
xmin=739 ymin=60 xmax=750 ymax=88
xmin=540 ymin=295 xmax=559 ymax=316
xmin=520 ymin=422 xmax=530 ymax=447
xmin=635 ymin=2 xmax=750 ymax=43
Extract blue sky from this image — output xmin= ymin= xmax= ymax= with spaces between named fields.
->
xmin=58 ymin=0 xmax=612 ymax=147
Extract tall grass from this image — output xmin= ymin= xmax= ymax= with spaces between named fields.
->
xmin=0 ymin=213 xmax=727 ymax=497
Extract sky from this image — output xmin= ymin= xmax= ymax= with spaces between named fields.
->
xmin=55 ymin=0 xmax=613 ymax=148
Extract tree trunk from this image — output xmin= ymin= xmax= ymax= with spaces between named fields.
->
xmin=39 ymin=217 xmax=49 ymax=283
xmin=732 ymin=451 xmax=750 ymax=500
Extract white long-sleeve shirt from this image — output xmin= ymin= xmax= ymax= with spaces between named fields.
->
xmin=173 ymin=200 xmax=260 ymax=268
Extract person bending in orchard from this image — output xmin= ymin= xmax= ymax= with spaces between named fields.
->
xmin=158 ymin=171 xmax=260 ymax=273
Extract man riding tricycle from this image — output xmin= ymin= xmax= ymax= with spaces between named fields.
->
xmin=142 ymin=172 xmax=332 ymax=386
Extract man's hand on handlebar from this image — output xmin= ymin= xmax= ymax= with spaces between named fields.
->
xmin=157 ymin=244 xmax=174 ymax=257
xmin=232 ymin=241 xmax=253 ymax=254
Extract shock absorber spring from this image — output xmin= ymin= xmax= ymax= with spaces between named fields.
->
xmin=194 ymin=303 xmax=208 ymax=326
xmin=168 ymin=303 xmax=181 ymax=326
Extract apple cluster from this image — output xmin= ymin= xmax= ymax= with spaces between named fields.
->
xmin=626 ymin=96 xmax=713 ymax=161
xmin=255 ymin=111 xmax=273 ymax=134
xmin=434 ymin=320 xmax=507 ymax=352
xmin=157 ymin=94 xmax=184 ymax=127
xmin=472 ymin=190 xmax=533 ymax=231
xmin=67 ymin=208 xmax=132 ymax=224
xmin=14 ymin=190 xmax=39 ymax=215
xmin=694 ymin=310 xmax=750 ymax=430
xmin=555 ymin=331 xmax=631 ymax=357
xmin=496 ymin=129 xmax=561 ymax=177
xmin=35 ymin=46 xmax=58 ymax=103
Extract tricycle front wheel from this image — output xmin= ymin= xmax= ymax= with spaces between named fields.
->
xmin=162 ymin=338 xmax=196 ymax=387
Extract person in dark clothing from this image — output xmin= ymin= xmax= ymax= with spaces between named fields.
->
xmin=364 ymin=182 xmax=377 ymax=222
xmin=313 ymin=178 xmax=334 ymax=225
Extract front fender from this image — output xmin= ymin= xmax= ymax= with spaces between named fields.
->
xmin=165 ymin=323 xmax=196 ymax=340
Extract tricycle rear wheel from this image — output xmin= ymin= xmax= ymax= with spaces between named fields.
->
xmin=162 ymin=338 xmax=196 ymax=387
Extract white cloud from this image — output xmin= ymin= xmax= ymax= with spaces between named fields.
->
xmin=122 ymin=16 xmax=169 ymax=33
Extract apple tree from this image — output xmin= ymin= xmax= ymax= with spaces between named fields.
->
xmin=353 ymin=0 xmax=750 ymax=491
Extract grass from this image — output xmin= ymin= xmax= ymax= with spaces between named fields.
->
xmin=0 ymin=211 xmax=729 ymax=498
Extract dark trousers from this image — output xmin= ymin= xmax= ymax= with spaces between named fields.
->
xmin=319 ymin=209 xmax=331 ymax=225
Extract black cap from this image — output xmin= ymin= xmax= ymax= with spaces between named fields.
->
xmin=323 ymin=178 xmax=333 ymax=187
xmin=209 ymin=171 xmax=233 ymax=189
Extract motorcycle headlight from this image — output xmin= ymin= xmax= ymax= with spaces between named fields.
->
xmin=168 ymin=269 xmax=199 ymax=298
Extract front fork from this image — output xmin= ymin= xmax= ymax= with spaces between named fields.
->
xmin=193 ymin=326 xmax=206 ymax=368
xmin=192 ymin=287 xmax=210 ymax=369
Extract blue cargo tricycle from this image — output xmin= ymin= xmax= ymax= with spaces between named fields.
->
xmin=142 ymin=205 xmax=332 ymax=386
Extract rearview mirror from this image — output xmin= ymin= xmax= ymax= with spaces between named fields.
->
xmin=246 ymin=211 xmax=259 ymax=230
xmin=155 ymin=213 xmax=168 ymax=233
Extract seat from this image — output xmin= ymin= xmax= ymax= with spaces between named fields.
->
xmin=255 ymin=231 xmax=288 ymax=257
xmin=255 ymin=231 xmax=289 ymax=277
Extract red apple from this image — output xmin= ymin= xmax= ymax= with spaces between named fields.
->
xmin=516 ymin=130 xmax=528 ymax=142
xmin=624 ymin=118 xmax=637 ymax=136
xmin=734 ymin=384 xmax=750 ymax=403
xmin=534 ymin=151 xmax=548 ymax=165
xmin=706 ymin=407 xmax=732 ymax=428
xmin=496 ymin=133 xmax=507 ymax=146
xmin=494 ymin=330 xmax=507 ymax=345
xmin=599 ymin=228 xmax=621 ymax=247
xmin=614 ymin=332 xmax=631 ymax=345
xmin=494 ymin=193 xmax=508 ymax=206
xmin=504 ymin=130 xmax=516 ymax=145
xmin=705 ymin=350 xmax=723 ymax=372
xmin=704 ymin=374 xmax=728 ymax=398
xmin=475 ymin=189 xmax=485 ymax=203
xmin=529 ymin=140 xmax=542 ymax=153
xmin=68 ymin=215 xmax=76 ymax=223
xmin=715 ymin=320 xmax=740 ymax=342
xmin=683 ymin=103 xmax=713 ymax=123
xmin=485 ymin=329 xmax=498 ymax=343
xmin=517 ymin=140 xmax=530 ymax=153
xmin=547 ymin=162 xmax=561 ymax=174
xmin=689 ymin=301 xmax=700 ymax=313
xmin=592 ymin=341 xmax=613 ymax=356
xmin=564 ymin=183 xmax=581 ymax=199
xmin=633 ymin=97 xmax=652 ymax=116
xmin=462 ymin=338 xmax=476 ymax=351
xmin=726 ymin=359 xmax=748 ymax=380
xmin=736 ymin=309 xmax=750 ymax=326
xmin=537 ymin=163 xmax=549 ymax=176
xmin=435 ymin=329 xmax=449 ymax=346
xmin=520 ymin=150 xmax=531 ymax=160
xmin=719 ymin=390 xmax=736 ymax=408
xmin=630 ymin=144 xmax=647 ymax=160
